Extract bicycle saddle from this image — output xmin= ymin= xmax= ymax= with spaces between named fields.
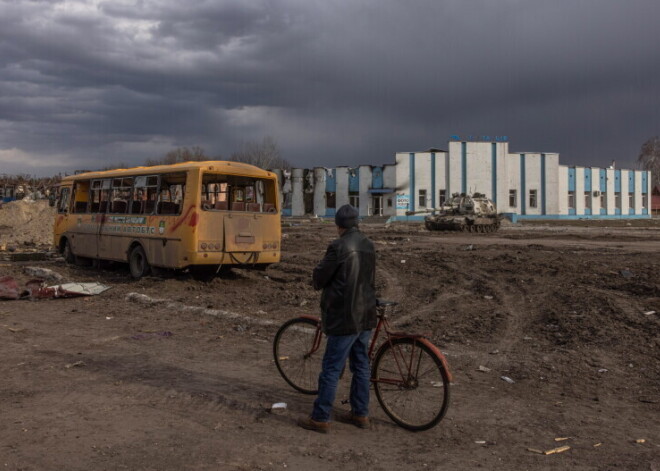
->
xmin=376 ymin=299 xmax=398 ymax=307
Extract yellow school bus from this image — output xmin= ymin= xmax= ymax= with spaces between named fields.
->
xmin=53 ymin=161 xmax=281 ymax=278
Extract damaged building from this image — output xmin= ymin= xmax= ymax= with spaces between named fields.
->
xmin=272 ymin=137 xmax=653 ymax=221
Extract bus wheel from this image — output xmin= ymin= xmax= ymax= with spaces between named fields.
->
xmin=62 ymin=239 xmax=76 ymax=264
xmin=129 ymin=245 xmax=151 ymax=279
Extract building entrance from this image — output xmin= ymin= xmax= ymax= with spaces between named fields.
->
xmin=371 ymin=196 xmax=383 ymax=216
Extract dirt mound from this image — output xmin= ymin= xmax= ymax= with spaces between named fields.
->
xmin=0 ymin=199 xmax=56 ymax=248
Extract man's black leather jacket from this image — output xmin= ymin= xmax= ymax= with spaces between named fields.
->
xmin=312 ymin=227 xmax=377 ymax=336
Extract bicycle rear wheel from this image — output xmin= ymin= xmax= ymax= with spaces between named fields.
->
xmin=372 ymin=337 xmax=450 ymax=431
xmin=273 ymin=317 xmax=325 ymax=395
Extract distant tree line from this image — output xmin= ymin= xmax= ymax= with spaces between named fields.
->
xmin=638 ymin=136 xmax=660 ymax=189
xmin=142 ymin=137 xmax=291 ymax=171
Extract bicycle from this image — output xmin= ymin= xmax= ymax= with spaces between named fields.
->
xmin=273 ymin=299 xmax=452 ymax=431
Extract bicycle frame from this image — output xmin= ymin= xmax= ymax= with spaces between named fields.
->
xmin=299 ymin=310 xmax=452 ymax=384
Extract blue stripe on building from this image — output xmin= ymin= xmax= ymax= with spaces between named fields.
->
xmin=492 ymin=143 xmax=497 ymax=205
xmin=325 ymin=169 xmax=336 ymax=192
xmin=628 ymin=170 xmax=635 ymax=214
xmin=461 ymin=142 xmax=467 ymax=194
xmin=409 ymin=153 xmax=416 ymax=213
xmin=348 ymin=168 xmax=360 ymax=192
xmin=599 ymin=169 xmax=606 ymax=215
xmin=584 ymin=168 xmax=592 ymax=215
xmin=325 ymin=168 xmax=337 ymax=217
xmin=371 ymin=166 xmax=383 ymax=189
xmin=568 ymin=167 xmax=576 ymax=215
xmin=540 ymin=153 xmax=546 ymax=215
xmin=615 ymin=170 xmax=621 ymax=215
xmin=520 ymin=154 xmax=526 ymax=214
xmin=431 ymin=153 xmax=436 ymax=208
xmin=641 ymin=171 xmax=648 ymax=193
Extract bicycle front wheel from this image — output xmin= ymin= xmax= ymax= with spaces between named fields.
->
xmin=372 ymin=337 xmax=450 ymax=431
xmin=273 ymin=317 xmax=325 ymax=395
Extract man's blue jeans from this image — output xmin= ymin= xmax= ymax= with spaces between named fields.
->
xmin=311 ymin=330 xmax=372 ymax=422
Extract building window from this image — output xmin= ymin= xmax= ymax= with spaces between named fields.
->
xmin=585 ymin=191 xmax=591 ymax=210
xmin=325 ymin=192 xmax=336 ymax=209
xmin=628 ymin=192 xmax=634 ymax=208
xmin=600 ymin=193 xmax=606 ymax=209
xmin=615 ymin=192 xmax=621 ymax=209
xmin=642 ymin=194 xmax=648 ymax=209
xmin=509 ymin=189 xmax=517 ymax=207
xmin=418 ymin=189 xmax=427 ymax=208
xmin=529 ymin=189 xmax=537 ymax=208
xmin=568 ymin=191 xmax=575 ymax=209
xmin=349 ymin=192 xmax=359 ymax=208
xmin=387 ymin=198 xmax=393 ymax=207
xmin=438 ymin=189 xmax=446 ymax=206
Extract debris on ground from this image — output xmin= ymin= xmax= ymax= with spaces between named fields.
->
xmin=0 ymin=276 xmax=110 ymax=300
xmin=23 ymin=267 xmax=64 ymax=283
xmin=477 ymin=365 xmax=491 ymax=373
xmin=130 ymin=331 xmax=173 ymax=340
xmin=0 ymin=275 xmax=21 ymax=299
xmin=269 ymin=402 xmax=287 ymax=414
xmin=527 ymin=446 xmax=571 ymax=455
xmin=501 ymin=376 xmax=515 ymax=384
xmin=65 ymin=361 xmax=85 ymax=369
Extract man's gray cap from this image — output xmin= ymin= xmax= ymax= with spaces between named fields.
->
xmin=335 ymin=204 xmax=359 ymax=228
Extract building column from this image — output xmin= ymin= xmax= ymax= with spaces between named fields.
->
xmin=291 ymin=168 xmax=304 ymax=216
xmin=313 ymin=168 xmax=326 ymax=217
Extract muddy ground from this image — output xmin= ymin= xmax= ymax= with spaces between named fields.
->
xmin=1 ymin=219 xmax=659 ymax=470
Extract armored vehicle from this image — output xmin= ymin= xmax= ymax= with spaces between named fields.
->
xmin=407 ymin=193 xmax=502 ymax=232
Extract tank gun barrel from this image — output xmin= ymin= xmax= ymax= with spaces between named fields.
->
xmin=404 ymin=208 xmax=440 ymax=216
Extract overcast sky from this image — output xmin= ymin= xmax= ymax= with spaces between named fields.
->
xmin=1 ymin=0 xmax=659 ymax=176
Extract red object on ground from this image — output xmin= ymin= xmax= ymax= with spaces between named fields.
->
xmin=0 ymin=276 xmax=21 ymax=299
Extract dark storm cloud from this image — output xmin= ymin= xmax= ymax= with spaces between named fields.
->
xmin=0 ymin=0 xmax=658 ymax=175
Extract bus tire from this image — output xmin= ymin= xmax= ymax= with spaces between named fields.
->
xmin=128 ymin=245 xmax=151 ymax=279
xmin=62 ymin=238 xmax=76 ymax=264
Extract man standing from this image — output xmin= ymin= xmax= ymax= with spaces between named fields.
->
xmin=298 ymin=204 xmax=377 ymax=433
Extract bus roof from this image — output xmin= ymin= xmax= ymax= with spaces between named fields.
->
xmin=61 ymin=160 xmax=275 ymax=182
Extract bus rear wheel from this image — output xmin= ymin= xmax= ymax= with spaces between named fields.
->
xmin=129 ymin=245 xmax=151 ymax=279
xmin=62 ymin=239 xmax=76 ymax=264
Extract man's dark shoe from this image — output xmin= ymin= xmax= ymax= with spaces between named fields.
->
xmin=297 ymin=416 xmax=330 ymax=434
xmin=336 ymin=411 xmax=370 ymax=429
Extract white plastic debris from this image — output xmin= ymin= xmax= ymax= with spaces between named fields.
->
xmin=270 ymin=402 xmax=287 ymax=413
xmin=500 ymin=376 xmax=515 ymax=384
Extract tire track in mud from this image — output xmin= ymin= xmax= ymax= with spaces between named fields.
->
xmin=34 ymin=350 xmax=305 ymax=427
xmin=376 ymin=263 xmax=406 ymax=305
xmin=380 ymin=254 xmax=533 ymax=355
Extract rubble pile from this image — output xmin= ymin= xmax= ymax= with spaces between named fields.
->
xmin=0 ymin=200 xmax=56 ymax=249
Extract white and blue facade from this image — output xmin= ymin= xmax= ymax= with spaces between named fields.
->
xmin=274 ymin=138 xmax=652 ymax=221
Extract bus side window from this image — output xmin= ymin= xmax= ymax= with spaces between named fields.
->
xmin=58 ymin=188 xmax=71 ymax=214
xmin=72 ymin=182 xmax=90 ymax=213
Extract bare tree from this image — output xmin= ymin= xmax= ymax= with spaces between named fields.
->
xmin=638 ymin=136 xmax=660 ymax=189
xmin=99 ymin=162 xmax=130 ymax=171
xmin=145 ymin=146 xmax=212 ymax=166
xmin=229 ymin=137 xmax=291 ymax=170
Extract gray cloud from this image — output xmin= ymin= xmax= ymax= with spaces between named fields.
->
xmin=0 ymin=0 xmax=658 ymax=175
